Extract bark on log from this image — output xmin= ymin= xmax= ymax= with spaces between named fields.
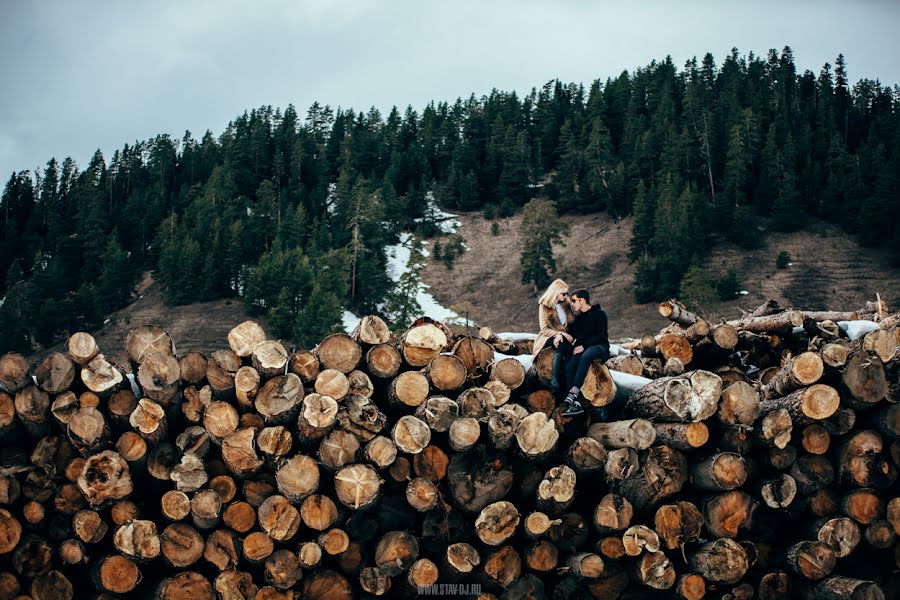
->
xmin=625 ymin=370 xmax=722 ymax=422
xmin=587 ymin=419 xmax=656 ymax=450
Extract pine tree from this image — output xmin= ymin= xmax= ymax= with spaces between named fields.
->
xmin=518 ymin=198 xmax=569 ymax=292
xmin=719 ymin=123 xmax=749 ymax=235
xmin=628 ymin=180 xmax=654 ymax=260
xmin=98 ymin=234 xmax=132 ymax=310
xmin=385 ymin=242 xmax=425 ymax=331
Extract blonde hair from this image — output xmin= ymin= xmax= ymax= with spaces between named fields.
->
xmin=538 ymin=278 xmax=569 ymax=309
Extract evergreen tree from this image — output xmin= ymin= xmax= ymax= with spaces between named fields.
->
xmin=98 ymin=234 xmax=133 ymax=310
xmin=384 ymin=242 xmax=425 ymax=331
xmin=519 ymin=198 xmax=569 ymax=291
xmin=628 ymin=180 xmax=654 ymax=260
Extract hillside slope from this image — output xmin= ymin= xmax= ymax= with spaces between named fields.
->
xmin=419 ymin=211 xmax=900 ymax=339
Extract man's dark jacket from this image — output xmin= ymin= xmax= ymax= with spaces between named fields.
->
xmin=569 ymin=305 xmax=609 ymax=350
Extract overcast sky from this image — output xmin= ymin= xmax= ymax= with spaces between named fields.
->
xmin=1 ymin=0 xmax=898 ymax=182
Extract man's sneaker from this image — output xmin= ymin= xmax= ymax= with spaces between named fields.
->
xmin=561 ymin=397 xmax=584 ymax=417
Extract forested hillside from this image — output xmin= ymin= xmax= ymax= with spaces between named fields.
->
xmin=1 ymin=47 xmax=898 ymax=354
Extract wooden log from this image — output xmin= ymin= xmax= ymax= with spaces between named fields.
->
xmin=318 ymin=429 xmax=360 ymax=469
xmin=391 ymin=415 xmax=431 ymax=455
xmin=77 ymin=450 xmax=133 ymax=508
xmin=587 ymin=419 xmax=656 ymax=450
xmin=222 ymin=501 xmax=256 ymax=534
xmin=34 ymin=352 xmax=76 ymax=394
xmin=759 ymin=473 xmax=798 ymax=508
xmin=606 ymin=354 xmax=644 ymax=376
xmin=842 ymin=351 xmax=888 ymax=409
xmin=659 ymin=333 xmax=693 ymax=365
xmin=67 ymin=406 xmax=110 ymax=457
xmin=137 ymin=352 xmax=181 ymax=405
xmin=719 ymin=381 xmax=760 ymax=426
xmin=811 ymin=577 xmax=885 ymax=600
xmin=785 ymin=540 xmax=835 ymax=581
xmin=515 ymin=412 xmax=559 ymax=461
xmin=358 ymin=566 xmax=390 ymax=595
xmin=207 ymin=349 xmax=241 ymax=399
xmin=446 ymin=542 xmax=481 ymax=577
xmin=759 ymin=408 xmax=793 ymax=449
xmin=315 ymin=369 xmax=349 ymax=401
xmin=350 ymin=315 xmax=391 ymax=345
xmin=581 ymin=361 xmax=617 ymax=407
xmin=446 ymin=448 xmax=514 ymax=513
xmin=221 ymin=428 xmax=264 ymax=477
xmin=258 ymin=495 xmax=301 ymax=542
xmin=364 ymin=435 xmax=398 ymax=469
xmin=593 ymin=493 xmax=633 ymax=534
xmin=289 ymin=350 xmax=320 ymax=383
xmin=802 ymin=423 xmax=831 ymax=455
xmin=413 ymin=396 xmax=458 ymax=433
xmin=255 ymin=374 xmax=303 ymax=425
xmin=483 ymin=545 xmax=521 ymax=588
xmin=524 ymin=511 xmax=561 ymax=539
xmin=160 ymin=523 xmax=205 ymax=568
xmin=490 ymin=357 xmax=526 ymax=391
xmin=365 ymin=344 xmax=401 ymax=380
xmin=690 ymin=538 xmax=750 ymax=585
xmin=632 ymin=551 xmax=676 ymax=590
xmin=389 ymin=371 xmax=429 ymax=409
xmin=652 ymin=422 xmax=709 ymax=451
xmin=622 ymin=524 xmax=660 ymax=556
xmin=763 ymin=352 xmax=824 ymax=399
xmin=690 ymin=452 xmax=748 ymax=491
xmin=407 ymin=558 xmax=439 ymax=590
xmin=73 ymin=508 xmax=108 ymax=543
xmin=263 ymin=549 xmax=302 ymax=591
xmin=252 ymin=340 xmax=288 ymax=379
xmin=625 ymin=370 xmax=722 ymax=422
xmin=842 ymin=488 xmax=884 ymax=525
xmin=15 ymin=385 xmax=51 ymax=437
xmin=658 ymin=300 xmax=700 ymax=327
xmin=93 ymin=554 xmax=140 ymax=595
xmin=178 ymin=351 xmax=208 ymax=386
xmin=375 ymin=530 xmax=419 ymax=576
xmin=297 ymin=393 xmax=338 ymax=445
xmin=528 ymin=346 xmax=555 ymax=385
xmin=837 ymin=430 xmax=897 ymax=489
xmin=821 ymin=342 xmax=850 ymax=369
xmin=130 ymin=399 xmax=167 ymax=446
xmin=67 ymin=332 xmax=99 ymax=366
xmin=213 ymin=570 xmax=257 ymax=600
xmin=124 ymin=326 xmax=175 ymax=366
xmin=730 ymin=310 xmax=805 ymax=334
xmin=759 ymin=384 xmax=840 ymax=425
xmin=338 ymin=395 xmax=387 ymax=442
xmin=405 ymin=477 xmax=438 ymax=511
xmin=204 ymin=529 xmax=241 ymax=571
xmin=448 ymin=417 xmax=481 ymax=452
xmin=654 ymin=501 xmax=703 ymax=549
xmin=113 ymin=519 xmax=160 ymax=561
xmin=0 ymin=508 xmax=23 ymax=555
xmin=675 ymin=574 xmax=706 ymax=600
xmin=703 ymin=491 xmax=758 ymax=538
xmin=242 ymin=531 xmax=274 ymax=565
xmin=425 ymin=354 xmax=467 ymax=392
xmin=610 ymin=445 xmax=687 ymax=511
xmin=812 ymin=516 xmax=861 ymax=558
xmin=863 ymin=519 xmax=895 ymax=548
xmin=565 ymin=437 xmax=607 ymax=473
xmin=316 ymin=333 xmax=362 ymax=373
xmin=156 ymin=571 xmax=214 ymax=600
xmin=301 ymin=570 xmax=353 ymax=600
xmin=605 ymin=447 xmax=638 ymax=481
xmin=334 ymin=464 xmax=381 ymax=510
xmin=347 ymin=369 xmax=373 ymax=398
xmin=535 ymin=465 xmax=576 ymax=515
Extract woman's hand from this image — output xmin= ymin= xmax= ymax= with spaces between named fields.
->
xmin=553 ymin=333 xmax=564 ymax=347
xmin=573 ymin=345 xmax=584 ymax=355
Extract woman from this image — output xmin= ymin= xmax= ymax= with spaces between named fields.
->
xmin=532 ymin=279 xmax=575 ymax=393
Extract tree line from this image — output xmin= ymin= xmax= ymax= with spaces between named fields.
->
xmin=1 ymin=47 xmax=898 ymax=353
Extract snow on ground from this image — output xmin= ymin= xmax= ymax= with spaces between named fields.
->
xmin=415 ymin=191 xmax=461 ymax=234
xmin=497 ymin=332 xmax=537 ymax=342
xmin=342 ymin=311 xmax=360 ymax=333
xmin=839 ymin=320 xmax=880 ymax=340
xmin=386 ymin=232 xmax=463 ymax=324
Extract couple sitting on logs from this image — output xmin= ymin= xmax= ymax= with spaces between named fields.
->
xmin=533 ymin=278 xmax=611 ymax=418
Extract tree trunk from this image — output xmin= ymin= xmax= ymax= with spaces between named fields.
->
xmin=625 ymin=371 xmax=722 ymax=422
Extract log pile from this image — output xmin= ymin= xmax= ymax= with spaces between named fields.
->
xmin=0 ymin=303 xmax=897 ymax=600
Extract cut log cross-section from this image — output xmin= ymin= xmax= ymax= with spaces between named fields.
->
xmin=625 ymin=370 xmax=722 ymax=422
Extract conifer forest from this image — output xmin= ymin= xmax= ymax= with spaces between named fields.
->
xmin=2 ymin=47 xmax=899 ymax=353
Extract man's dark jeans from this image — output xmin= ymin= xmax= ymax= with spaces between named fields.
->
xmin=550 ymin=341 xmax=573 ymax=391
xmin=565 ymin=344 xmax=611 ymax=390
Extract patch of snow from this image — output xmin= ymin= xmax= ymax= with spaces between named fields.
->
xmin=342 ymin=310 xmax=360 ymax=333
xmin=103 ymin=318 xmax=111 ymax=325
xmin=325 ymin=182 xmax=337 ymax=215
xmin=126 ymin=374 xmax=143 ymax=400
xmin=787 ymin=262 xmax=793 ymax=266
xmin=610 ymin=344 xmax=639 ymax=358
xmin=0 ymin=295 xmax=4 ymax=308
xmin=737 ymin=290 xmax=749 ymax=296
xmin=495 ymin=351 xmax=533 ymax=372
xmin=527 ymin=183 xmax=544 ymax=189
xmin=839 ymin=320 xmax=880 ymax=341
xmin=247 ymin=206 xmax=253 ymax=217
xmin=497 ymin=332 xmax=537 ymax=342
xmin=415 ymin=191 xmax=461 ymax=234
xmin=611 ymin=371 xmax=651 ymax=398
xmin=385 ymin=232 xmax=462 ymax=324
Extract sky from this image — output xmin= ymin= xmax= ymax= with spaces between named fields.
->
xmin=1 ymin=0 xmax=899 ymax=182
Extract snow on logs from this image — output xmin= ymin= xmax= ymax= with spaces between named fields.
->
xmin=0 ymin=300 xmax=895 ymax=598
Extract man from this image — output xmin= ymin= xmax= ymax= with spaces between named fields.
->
xmin=560 ymin=289 xmax=611 ymax=417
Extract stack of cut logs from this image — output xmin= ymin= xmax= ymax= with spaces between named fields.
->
xmin=0 ymin=301 xmax=897 ymax=600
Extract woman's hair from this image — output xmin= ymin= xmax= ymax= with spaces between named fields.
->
xmin=538 ymin=278 xmax=569 ymax=308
